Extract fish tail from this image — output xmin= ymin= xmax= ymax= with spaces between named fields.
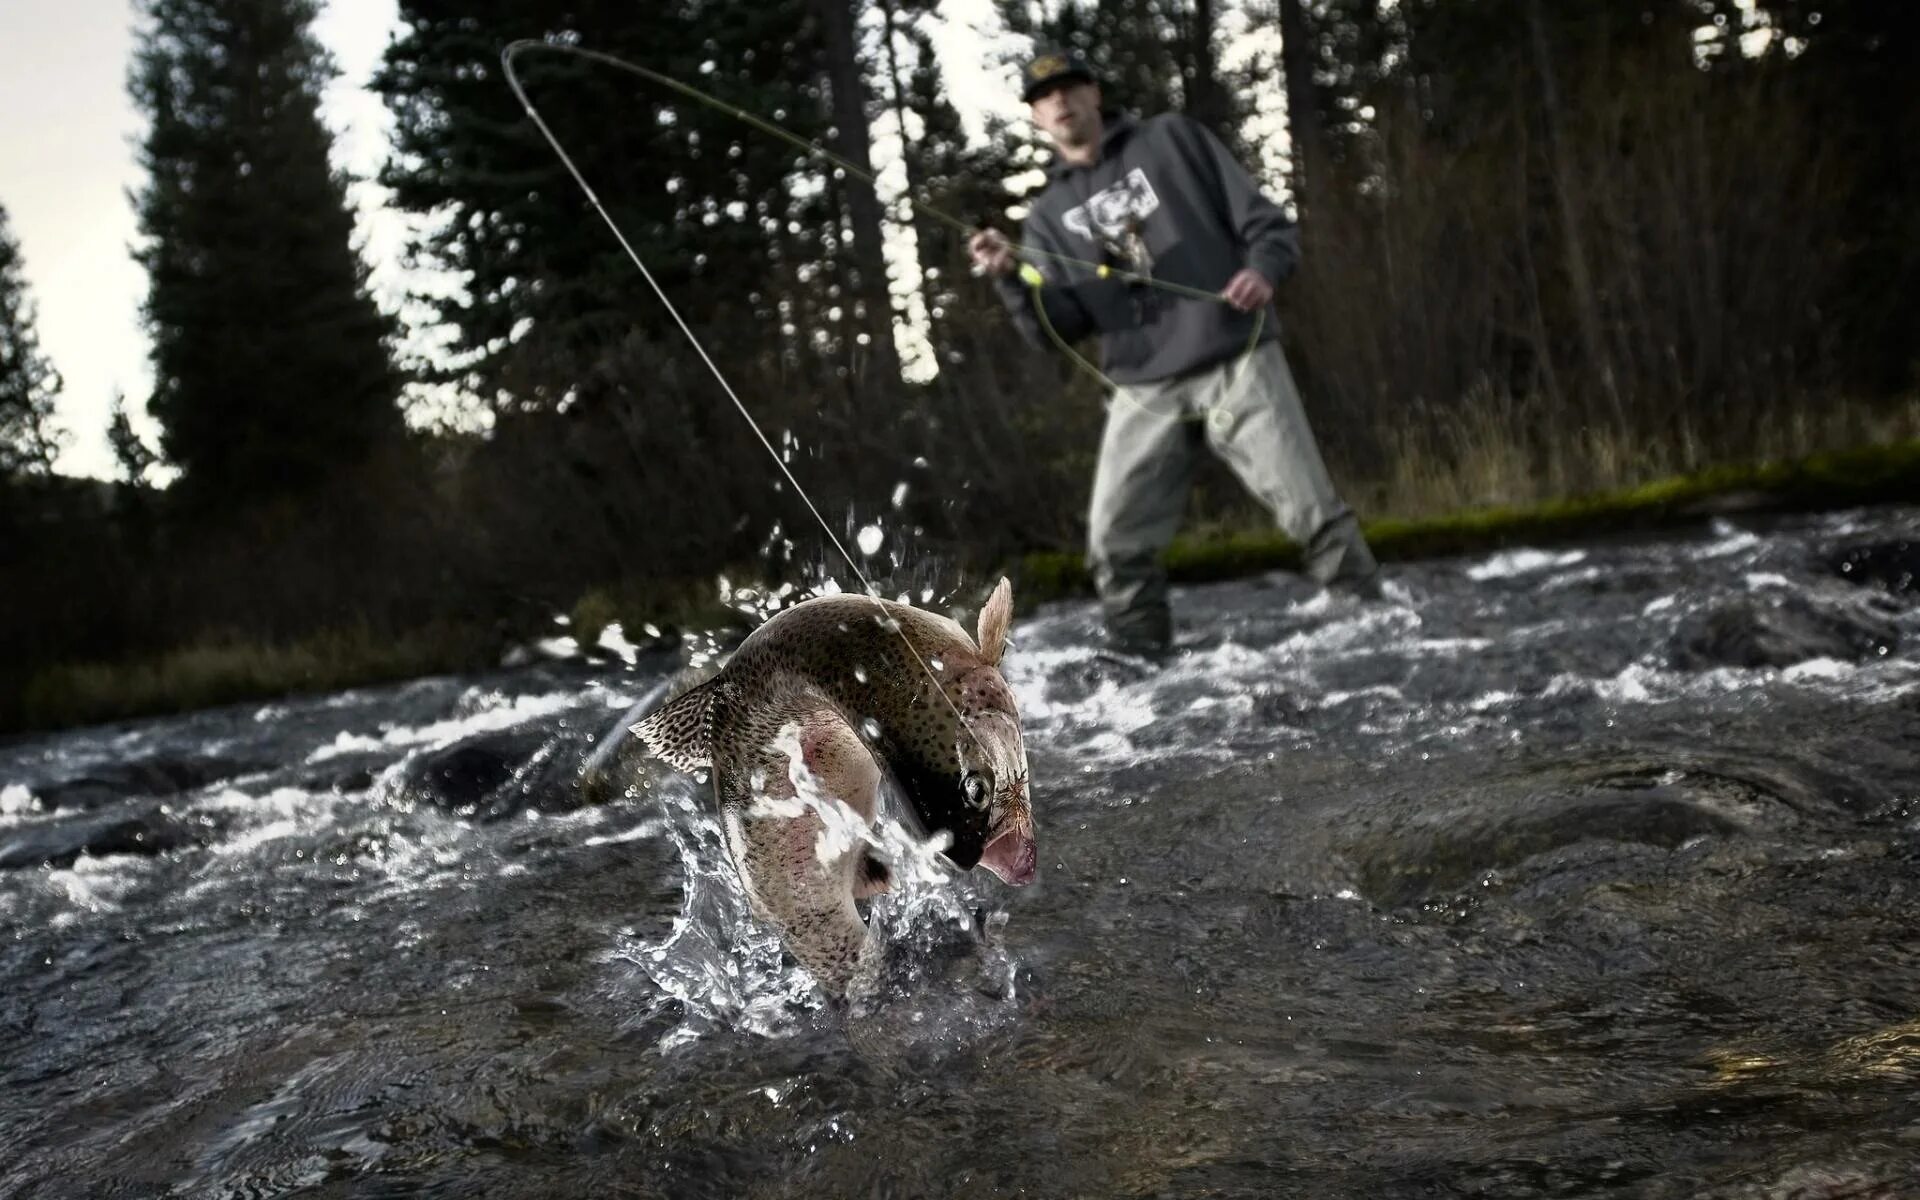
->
xmin=632 ymin=675 xmax=724 ymax=771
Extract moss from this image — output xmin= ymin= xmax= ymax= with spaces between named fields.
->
xmin=568 ymin=588 xmax=619 ymax=650
xmin=1011 ymin=438 xmax=1920 ymax=602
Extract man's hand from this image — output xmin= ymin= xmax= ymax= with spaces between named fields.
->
xmin=1220 ymin=268 xmax=1274 ymax=312
xmin=969 ymin=228 xmax=1018 ymax=278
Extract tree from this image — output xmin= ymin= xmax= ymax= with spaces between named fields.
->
xmin=1749 ymin=0 xmax=1920 ymax=394
xmin=131 ymin=0 xmax=401 ymax=507
xmin=376 ymin=0 xmax=835 ymax=412
xmin=0 ymin=203 xmax=67 ymax=479
xmin=106 ymin=391 xmax=160 ymax=485
xmin=868 ymin=4 xmax=1015 ymax=356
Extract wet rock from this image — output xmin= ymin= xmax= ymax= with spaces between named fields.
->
xmin=1828 ymin=538 xmax=1919 ymax=596
xmin=394 ymin=726 xmax=592 ymax=821
xmin=1670 ymin=595 xmax=1897 ymax=670
xmin=1043 ymin=650 xmax=1165 ymax=705
xmin=1349 ymin=786 xmax=1742 ymax=908
xmin=0 ymin=804 xmax=199 ymax=869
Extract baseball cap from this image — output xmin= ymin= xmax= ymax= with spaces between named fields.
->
xmin=1019 ymin=48 xmax=1096 ymax=103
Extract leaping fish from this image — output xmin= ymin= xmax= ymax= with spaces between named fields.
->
xmin=633 ymin=578 xmax=1036 ymax=990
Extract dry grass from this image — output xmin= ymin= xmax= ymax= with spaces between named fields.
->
xmin=15 ymin=624 xmax=493 ymax=733
xmin=1363 ymin=392 xmax=1920 ymax=520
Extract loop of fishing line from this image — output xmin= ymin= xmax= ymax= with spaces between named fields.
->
xmin=501 ymin=39 xmax=993 ymax=753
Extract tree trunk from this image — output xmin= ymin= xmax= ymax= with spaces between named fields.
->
xmin=813 ymin=0 xmax=900 ymax=388
xmin=875 ymin=0 xmax=943 ymax=338
xmin=1187 ymin=0 xmax=1228 ymax=134
xmin=1277 ymin=0 xmax=1325 ymax=207
xmin=1525 ymin=0 xmax=1619 ymax=418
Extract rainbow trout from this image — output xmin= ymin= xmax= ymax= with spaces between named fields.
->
xmin=634 ymin=579 xmax=1035 ymax=990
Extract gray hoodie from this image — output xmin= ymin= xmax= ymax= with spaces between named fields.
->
xmin=992 ymin=112 xmax=1299 ymax=385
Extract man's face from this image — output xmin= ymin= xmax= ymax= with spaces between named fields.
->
xmin=1028 ymin=80 xmax=1102 ymax=151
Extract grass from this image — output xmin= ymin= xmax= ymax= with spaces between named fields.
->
xmin=4 ymin=577 xmax=746 ymax=736
xmin=10 ymin=624 xmax=496 ymax=735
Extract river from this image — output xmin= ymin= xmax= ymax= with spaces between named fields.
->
xmin=3 ymin=507 xmax=1918 ymax=1198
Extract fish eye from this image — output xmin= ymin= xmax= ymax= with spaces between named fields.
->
xmin=963 ymin=772 xmax=991 ymax=809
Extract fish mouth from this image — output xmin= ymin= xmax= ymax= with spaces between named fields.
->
xmin=978 ymin=826 xmax=1037 ymax=886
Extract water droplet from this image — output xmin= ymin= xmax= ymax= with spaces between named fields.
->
xmin=861 ymin=718 xmax=882 ymax=741
xmin=930 ymin=656 xmax=944 ymax=672
xmin=853 ymin=665 xmax=869 ymax=683
xmin=857 ymin=525 xmax=884 ymax=555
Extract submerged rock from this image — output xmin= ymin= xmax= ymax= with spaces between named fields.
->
xmin=1670 ymin=595 xmax=1897 ymax=670
xmin=1828 ymin=538 xmax=1919 ymax=596
xmin=1348 ymin=784 xmax=1743 ymax=907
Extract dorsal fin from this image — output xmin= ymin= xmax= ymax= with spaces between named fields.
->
xmin=631 ymin=675 xmax=723 ymax=772
xmin=976 ymin=577 xmax=1013 ymax=666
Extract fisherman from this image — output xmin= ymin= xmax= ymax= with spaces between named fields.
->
xmin=969 ymin=49 xmax=1381 ymax=659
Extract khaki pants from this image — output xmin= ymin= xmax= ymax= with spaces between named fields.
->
xmin=1089 ymin=340 xmax=1376 ymax=647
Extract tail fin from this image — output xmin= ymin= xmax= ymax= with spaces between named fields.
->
xmin=632 ymin=676 xmax=723 ymax=772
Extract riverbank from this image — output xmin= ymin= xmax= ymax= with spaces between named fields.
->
xmin=10 ymin=439 xmax=1919 ymax=736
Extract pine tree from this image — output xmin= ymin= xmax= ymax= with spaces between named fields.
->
xmin=375 ymin=0 xmax=832 ymax=411
xmin=131 ymin=0 xmax=401 ymax=506
xmin=0 ymin=203 xmax=67 ymax=479
xmin=106 ymin=391 xmax=160 ymax=485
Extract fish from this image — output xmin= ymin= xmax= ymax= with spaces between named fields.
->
xmin=632 ymin=578 xmax=1035 ymax=990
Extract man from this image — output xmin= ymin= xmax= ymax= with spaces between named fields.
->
xmin=969 ymin=49 xmax=1380 ymax=658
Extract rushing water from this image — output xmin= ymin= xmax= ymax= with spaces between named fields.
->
xmin=3 ymin=508 xmax=1919 ymax=1199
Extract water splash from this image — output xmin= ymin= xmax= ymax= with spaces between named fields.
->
xmin=612 ymin=734 xmax=1019 ymax=1050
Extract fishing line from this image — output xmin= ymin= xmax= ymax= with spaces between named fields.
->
xmin=500 ymin=40 xmax=1274 ymax=773
xmin=501 ymin=40 xmax=995 ymax=761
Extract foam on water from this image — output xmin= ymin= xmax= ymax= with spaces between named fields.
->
xmin=0 ymin=784 xmax=37 ymax=822
xmin=1466 ymin=548 xmax=1589 ymax=581
xmin=308 ymin=690 xmax=581 ymax=762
